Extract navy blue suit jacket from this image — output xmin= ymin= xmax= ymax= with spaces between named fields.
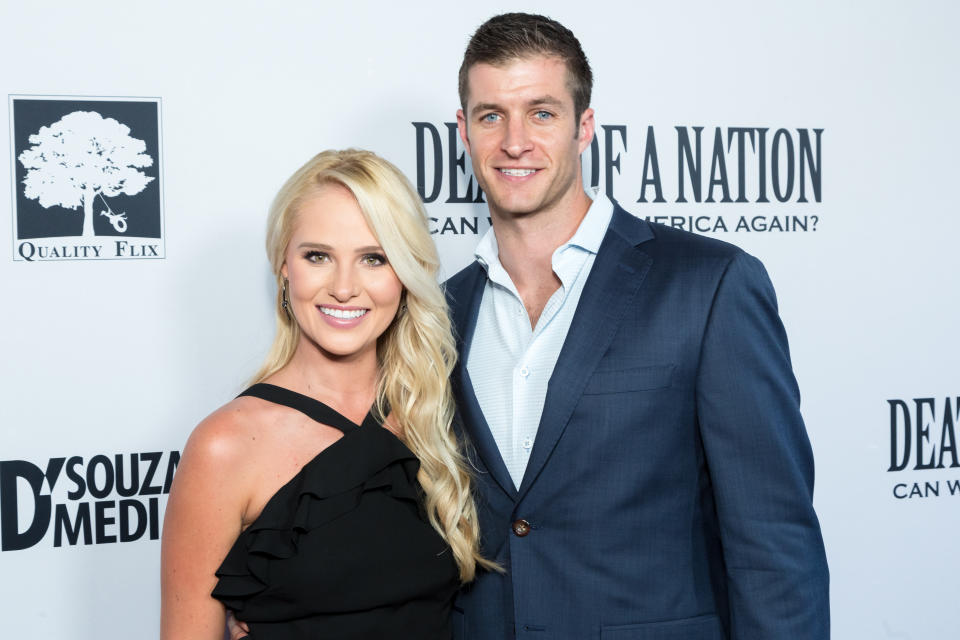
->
xmin=445 ymin=203 xmax=829 ymax=640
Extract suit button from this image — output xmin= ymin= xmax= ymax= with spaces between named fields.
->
xmin=512 ymin=519 xmax=531 ymax=537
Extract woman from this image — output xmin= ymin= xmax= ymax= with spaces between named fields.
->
xmin=161 ymin=149 xmax=490 ymax=639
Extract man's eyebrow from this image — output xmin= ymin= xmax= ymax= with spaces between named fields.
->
xmin=470 ymin=96 xmax=566 ymax=117
xmin=470 ymin=102 xmax=501 ymax=117
xmin=528 ymin=96 xmax=565 ymax=108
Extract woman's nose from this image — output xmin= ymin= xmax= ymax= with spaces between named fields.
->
xmin=330 ymin=263 xmax=359 ymax=301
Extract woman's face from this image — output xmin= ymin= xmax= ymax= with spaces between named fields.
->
xmin=281 ymin=183 xmax=403 ymax=362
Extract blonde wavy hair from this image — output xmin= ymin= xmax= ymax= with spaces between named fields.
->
xmin=252 ymin=149 xmax=492 ymax=581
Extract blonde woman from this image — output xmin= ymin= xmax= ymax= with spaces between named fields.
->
xmin=161 ymin=149 xmax=490 ymax=640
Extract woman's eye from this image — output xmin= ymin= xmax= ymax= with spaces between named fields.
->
xmin=362 ymin=253 xmax=387 ymax=266
xmin=304 ymin=251 xmax=329 ymax=263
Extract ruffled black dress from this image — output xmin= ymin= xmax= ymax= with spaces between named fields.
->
xmin=212 ymin=384 xmax=459 ymax=640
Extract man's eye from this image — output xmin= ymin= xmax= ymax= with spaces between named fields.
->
xmin=534 ymin=110 xmax=553 ymax=120
xmin=481 ymin=113 xmax=500 ymax=123
xmin=304 ymin=251 xmax=329 ymax=263
xmin=362 ymin=253 xmax=387 ymax=266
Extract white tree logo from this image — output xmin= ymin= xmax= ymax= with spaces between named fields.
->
xmin=17 ymin=111 xmax=154 ymax=237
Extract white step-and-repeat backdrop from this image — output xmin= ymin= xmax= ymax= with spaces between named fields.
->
xmin=1 ymin=2 xmax=957 ymax=638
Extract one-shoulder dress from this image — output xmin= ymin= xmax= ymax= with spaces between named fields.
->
xmin=211 ymin=384 xmax=459 ymax=640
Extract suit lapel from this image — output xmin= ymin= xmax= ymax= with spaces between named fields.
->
xmin=448 ymin=264 xmax=519 ymax=500
xmin=517 ymin=205 xmax=655 ymax=500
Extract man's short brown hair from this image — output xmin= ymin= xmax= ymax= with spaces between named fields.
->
xmin=458 ymin=13 xmax=593 ymax=120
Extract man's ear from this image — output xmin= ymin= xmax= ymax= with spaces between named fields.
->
xmin=577 ymin=107 xmax=595 ymax=154
xmin=456 ymin=108 xmax=471 ymax=155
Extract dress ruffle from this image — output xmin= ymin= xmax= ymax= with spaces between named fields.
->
xmin=212 ymin=426 xmax=423 ymax=612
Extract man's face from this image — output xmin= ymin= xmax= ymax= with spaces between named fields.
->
xmin=457 ymin=56 xmax=594 ymax=220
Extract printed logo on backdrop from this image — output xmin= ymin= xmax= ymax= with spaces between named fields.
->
xmin=0 ymin=451 xmax=179 ymax=551
xmin=412 ymin=122 xmax=822 ymax=236
xmin=887 ymin=396 xmax=960 ymax=501
xmin=9 ymin=95 xmax=164 ymax=261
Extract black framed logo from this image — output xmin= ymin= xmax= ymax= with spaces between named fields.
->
xmin=9 ymin=95 xmax=164 ymax=261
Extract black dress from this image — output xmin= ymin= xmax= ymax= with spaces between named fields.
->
xmin=212 ymin=384 xmax=459 ymax=639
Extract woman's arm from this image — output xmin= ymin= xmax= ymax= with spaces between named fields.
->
xmin=161 ymin=409 xmax=253 ymax=640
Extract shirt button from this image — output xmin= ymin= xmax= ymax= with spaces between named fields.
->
xmin=519 ymin=366 xmax=530 ymax=378
xmin=512 ymin=519 xmax=531 ymax=537
xmin=522 ymin=438 xmax=533 ymax=450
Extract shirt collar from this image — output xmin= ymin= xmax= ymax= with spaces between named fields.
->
xmin=562 ymin=188 xmax=613 ymax=255
xmin=474 ymin=217 xmax=499 ymax=272
xmin=474 ymin=189 xmax=614 ymax=271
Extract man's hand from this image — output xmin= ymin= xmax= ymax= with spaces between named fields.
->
xmin=226 ymin=612 xmax=249 ymax=639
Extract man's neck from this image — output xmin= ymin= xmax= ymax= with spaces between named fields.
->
xmin=489 ymin=188 xmax=593 ymax=326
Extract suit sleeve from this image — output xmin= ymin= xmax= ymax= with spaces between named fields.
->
xmin=695 ymin=250 xmax=830 ymax=639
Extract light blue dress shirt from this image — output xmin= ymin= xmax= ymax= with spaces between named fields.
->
xmin=466 ymin=192 xmax=615 ymax=488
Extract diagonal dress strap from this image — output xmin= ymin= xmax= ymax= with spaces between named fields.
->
xmin=239 ymin=383 xmax=377 ymax=433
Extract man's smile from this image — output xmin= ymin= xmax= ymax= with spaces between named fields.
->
xmin=499 ymin=168 xmax=539 ymax=177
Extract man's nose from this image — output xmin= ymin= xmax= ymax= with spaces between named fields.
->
xmin=502 ymin=118 xmax=533 ymax=157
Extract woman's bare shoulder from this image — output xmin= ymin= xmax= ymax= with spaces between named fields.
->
xmin=181 ymin=395 xmax=284 ymax=470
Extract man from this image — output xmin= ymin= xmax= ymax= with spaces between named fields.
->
xmin=445 ymin=12 xmax=830 ymax=639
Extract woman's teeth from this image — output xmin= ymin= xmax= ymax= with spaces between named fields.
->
xmin=320 ymin=307 xmax=367 ymax=319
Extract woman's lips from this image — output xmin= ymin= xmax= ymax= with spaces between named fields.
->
xmin=317 ymin=305 xmax=369 ymax=328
